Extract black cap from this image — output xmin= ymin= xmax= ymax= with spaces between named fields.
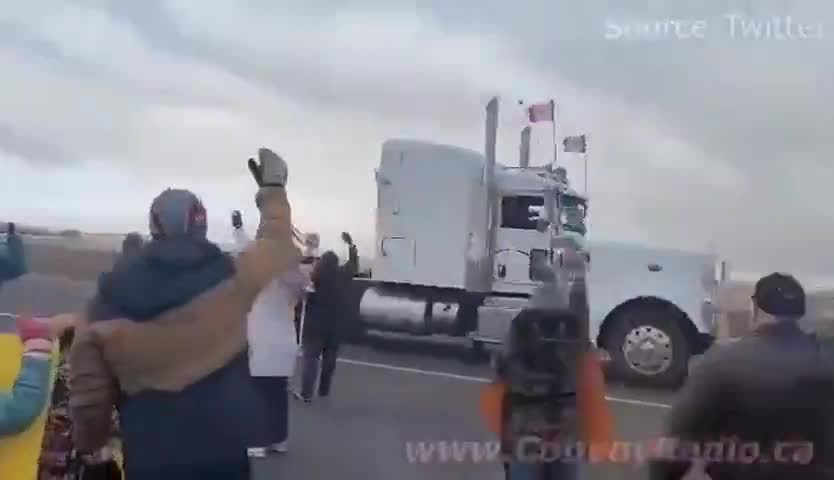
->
xmin=752 ymin=273 xmax=805 ymax=317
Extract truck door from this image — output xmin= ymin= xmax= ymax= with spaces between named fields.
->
xmin=494 ymin=194 xmax=550 ymax=291
xmin=379 ymin=236 xmax=415 ymax=280
xmin=373 ymin=153 xmax=416 ymax=282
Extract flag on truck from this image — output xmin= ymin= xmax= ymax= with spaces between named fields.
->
xmin=527 ymin=100 xmax=555 ymax=123
xmin=563 ymin=135 xmax=587 ymax=153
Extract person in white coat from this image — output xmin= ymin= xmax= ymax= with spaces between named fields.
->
xmin=231 ymin=209 xmax=309 ymax=457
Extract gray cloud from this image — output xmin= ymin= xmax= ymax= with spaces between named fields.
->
xmin=0 ymin=125 xmax=77 ymax=164
xmin=0 ymin=0 xmax=832 ymax=283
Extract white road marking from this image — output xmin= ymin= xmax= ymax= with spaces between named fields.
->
xmin=338 ymin=357 xmax=491 ymax=383
xmin=336 ymin=357 xmax=672 ymax=409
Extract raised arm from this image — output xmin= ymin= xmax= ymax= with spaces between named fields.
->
xmin=0 ymin=358 xmax=51 ymax=436
xmin=340 ymin=232 xmax=359 ymax=277
xmin=230 ymin=148 xmax=301 ymax=305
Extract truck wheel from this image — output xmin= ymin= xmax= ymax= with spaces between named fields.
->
xmin=606 ymin=306 xmax=689 ymax=389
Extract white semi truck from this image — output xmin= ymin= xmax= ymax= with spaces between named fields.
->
xmin=333 ymin=98 xmax=725 ymax=387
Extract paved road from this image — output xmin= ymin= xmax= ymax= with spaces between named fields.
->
xmin=1 ymin=274 xmax=677 ymax=479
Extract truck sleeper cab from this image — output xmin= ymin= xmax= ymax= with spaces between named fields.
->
xmin=350 ymin=93 xmax=727 ymax=388
xmin=345 ymin=138 xmax=723 ymax=388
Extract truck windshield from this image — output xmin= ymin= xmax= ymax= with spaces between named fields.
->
xmin=559 ymin=194 xmax=587 ymax=235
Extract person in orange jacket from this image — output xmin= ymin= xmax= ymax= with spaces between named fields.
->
xmin=483 ymin=265 xmax=612 ymax=480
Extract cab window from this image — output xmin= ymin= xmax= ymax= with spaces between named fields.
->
xmin=500 ymin=195 xmax=544 ymax=230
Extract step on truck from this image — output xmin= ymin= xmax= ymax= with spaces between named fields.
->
xmin=337 ymin=97 xmax=727 ymax=388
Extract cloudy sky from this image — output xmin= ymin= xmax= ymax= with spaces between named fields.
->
xmin=0 ymin=0 xmax=831 ymax=287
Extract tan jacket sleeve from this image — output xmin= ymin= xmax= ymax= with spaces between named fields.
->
xmin=68 ymin=325 xmax=118 ymax=453
xmin=231 ymin=186 xmax=301 ymax=306
xmin=71 ymin=186 xmax=303 ymax=397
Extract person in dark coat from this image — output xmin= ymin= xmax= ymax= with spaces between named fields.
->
xmin=649 ymin=272 xmax=834 ymax=480
xmin=295 ymin=232 xmax=357 ymax=402
xmin=68 ymin=149 xmax=300 ymax=480
xmin=118 ymin=232 xmax=144 ymax=262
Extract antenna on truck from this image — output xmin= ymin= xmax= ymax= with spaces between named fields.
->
xmin=482 ymin=97 xmax=499 ymax=292
xmin=519 ymin=126 xmax=531 ymax=169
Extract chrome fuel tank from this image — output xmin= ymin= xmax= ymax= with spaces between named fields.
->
xmin=359 ymin=287 xmax=428 ymax=332
xmin=359 ymin=287 xmax=462 ymax=334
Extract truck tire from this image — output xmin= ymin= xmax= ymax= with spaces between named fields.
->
xmin=606 ymin=305 xmax=689 ymax=389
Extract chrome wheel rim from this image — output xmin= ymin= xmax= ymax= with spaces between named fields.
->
xmin=622 ymin=325 xmax=673 ymax=376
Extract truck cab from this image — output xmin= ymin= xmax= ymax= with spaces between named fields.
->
xmin=469 ymin=166 xmax=589 ymax=348
xmin=492 ymin=167 xmax=560 ymax=294
xmin=340 ymin=97 xmax=724 ymax=388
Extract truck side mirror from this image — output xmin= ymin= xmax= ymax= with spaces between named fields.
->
xmin=535 ymin=218 xmax=550 ymax=232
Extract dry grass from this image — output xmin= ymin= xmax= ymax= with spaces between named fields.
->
xmin=26 ymin=243 xmax=116 ymax=282
xmin=22 ymin=239 xmax=834 ymax=339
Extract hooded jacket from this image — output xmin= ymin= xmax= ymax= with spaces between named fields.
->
xmin=68 ymin=187 xmax=300 ymax=474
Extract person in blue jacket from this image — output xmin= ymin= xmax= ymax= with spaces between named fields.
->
xmin=0 ymin=316 xmax=55 ymax=436
xmin=0 ymin=222 xmax=27 ymax=289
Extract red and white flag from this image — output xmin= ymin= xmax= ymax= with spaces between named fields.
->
xmin=527 ymin=100 xmax=555 ymax=123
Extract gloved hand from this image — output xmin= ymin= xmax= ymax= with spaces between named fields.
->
xmin=231 ymin=210 xmax=243 ymax=229
xmin=247 ymin=147 xmax=288 ymax=188
xmin=341 ymin=232 xmax=353 ymax=246
xmin=17 ymin=315 xmax=53 ymax=357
